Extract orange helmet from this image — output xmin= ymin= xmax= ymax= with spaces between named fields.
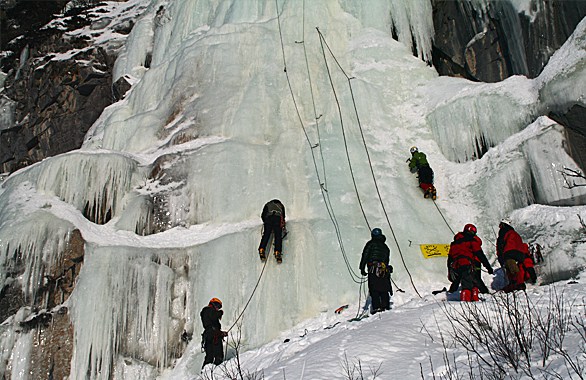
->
xmin=209 ymin=298 xmax=222 ymax=308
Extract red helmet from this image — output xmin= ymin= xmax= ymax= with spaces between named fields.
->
xmin=209 ymin=298 xmax=222 ymax=309
xmin=464 ymin=224 xmax=477 ymax=235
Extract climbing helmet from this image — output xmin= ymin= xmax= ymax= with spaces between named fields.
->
xmin=464 ymin=223 xmax=477 ymax=235
xmin=209 ymin=297 xmax=222 ymax=309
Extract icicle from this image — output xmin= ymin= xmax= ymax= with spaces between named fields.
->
xmin=69 ymin=248 xmax=188 ymax=380
xmin=388 ymin=0 xmax=434 ymax=63
xmin=33 ymin=152 xmax=141 ymax=224
xmin=0 ymin=209 xmax=72 ymax=302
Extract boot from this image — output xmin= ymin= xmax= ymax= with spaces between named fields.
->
xmin=460 ymin=289 xmax=471 ymax=302
xmin=258 ymin=248 xmax=266 ymax=261
xmin=424 ymin=188 xmax=430 ymax=198
xmin=471 ymin=287 xmax=479 ymax=301
xmin=274 ymin=251 xmax=282 ymax=264
xmin=431 ymin=186 xmax=437 ymax=200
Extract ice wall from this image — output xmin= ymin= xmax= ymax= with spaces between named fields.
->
xmin=70 ymin=0 xmax=447 ymax=376
xmin=446 ymin=116 xmax=586 ymax=229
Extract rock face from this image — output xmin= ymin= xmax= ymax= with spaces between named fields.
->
xmin=1 ymin=50 xmax=116 ymax=173
xmin=432 ymin=0 xmax=586 ymax=82
xmin=431 ymin=0 xmax=586 ymax=171
xmin=1 ymin=229 xmax=84 ymax=379
xmin=0 ymin=0 xmax=131 ymax=174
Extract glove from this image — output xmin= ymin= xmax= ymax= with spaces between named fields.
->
xmin=221 ymin=331 xmax=228 ymax=337
xmin=361 ymin=269 xmax=367 ymax=276
xmin=487 ymin=266 xmax=494 ymax=275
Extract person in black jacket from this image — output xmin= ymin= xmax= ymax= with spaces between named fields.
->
xmin=200 ymin=298 xmax=227 ymax=368
xmin=258 ymin=199 xmax=286 ymax=263
xmin=359 ymin=228 xmax=393 ymax=313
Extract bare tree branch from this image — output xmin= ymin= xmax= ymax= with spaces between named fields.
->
xmin=559 ymin=167 xmax=586 ymax=189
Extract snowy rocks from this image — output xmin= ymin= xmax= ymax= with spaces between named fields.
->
xmin=431 ymin=0 xmax=586 ymax=82
xmin=0 ymin=1 xmax=138 ymax=174
xmin=549 ymin=104 xmax=586 ymax=173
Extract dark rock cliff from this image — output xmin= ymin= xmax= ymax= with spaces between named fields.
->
xmin=432 ymin=0 xmax=586 ymax=82
xmin=0 ymin=0 xmax=131 ymax=174
xmin=431 ymin=0 xmax=585 ymax=171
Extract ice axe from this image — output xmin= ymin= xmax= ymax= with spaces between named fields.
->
xmin=432 ymin=287 xmax=447 ymax=295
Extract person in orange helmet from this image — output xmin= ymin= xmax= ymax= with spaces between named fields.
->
xmin=200 ymin=298 xmax=227 ymax=368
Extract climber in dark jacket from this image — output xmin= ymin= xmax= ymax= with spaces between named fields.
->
xmin=258 ymin=199 xmax=286 ymax=263
xmin=359 ymin=228 xmax=393 ymax=313
xmin=200 ymin=298 xmax=227 ymax=368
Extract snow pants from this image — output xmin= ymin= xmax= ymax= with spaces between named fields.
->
xmin=448 ymin=264 xmax=489 ymax=293
xmin=453 ymin=265 xmax=477 ymax=292
xmin=202 ymin=330 xmax=224 ymax=368
xmin=367 ymin=263 xmax=392 ymax=312
xmin=502 ymin=251 xmax=536 ymax=292
xmin=417 ymin=165 xmax=434 ymax=190
xmin=259 ymin=214 xmax=283 ymax=253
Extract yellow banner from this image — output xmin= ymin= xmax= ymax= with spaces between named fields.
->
xmin=420 ymin=244 xmax=450 ymax=259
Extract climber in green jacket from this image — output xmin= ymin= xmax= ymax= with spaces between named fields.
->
xmin=408 ymin=146 xmax=437 ymax=200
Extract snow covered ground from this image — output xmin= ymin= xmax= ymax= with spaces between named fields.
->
xmin=0 ymin=1 xmax=585 ymax=379
xmin=175 ymin=279 xmax=586 ymax=380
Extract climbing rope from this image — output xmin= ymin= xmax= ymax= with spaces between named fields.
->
xmin=315 ymin=28 xmax=420 ymax=297
xmin=226 ymin=255 xmax=269 ymax=333
xmin=275 ymin=0 xmax=365 ymax=284
xmin=432 ymin=198 xmax=456 ymax=236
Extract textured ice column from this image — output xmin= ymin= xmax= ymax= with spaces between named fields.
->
xmin=424 ymin=75 xmax=537 ymax=162
xmin=0 ymin=181 xmax=72 ymax=300
xmin=388 ymin=0 xmax=434 ymax=62
xmin=0 ymin=95 xmax=15 ymax=131
xmin=523 ymin=118 xmax=586 ymax=205
xmin=70 ymin=247 xmax=187 ymax=380
xmin=31 ymin=152 xmax=142 ymax=223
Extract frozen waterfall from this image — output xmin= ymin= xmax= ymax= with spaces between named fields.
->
xmin=0 ymin=1 xmax=584 ymax=379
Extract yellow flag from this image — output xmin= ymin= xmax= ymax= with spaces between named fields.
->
xmin=420 ymin=244 xmax=450 ymax=259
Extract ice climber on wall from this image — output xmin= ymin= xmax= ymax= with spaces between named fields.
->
xmin=359 ymin=228 xmax=393 ymax=313
xmin=258 ymin=199 xmax=286 ymax=263
xmin=408 ymin=146 xmax=437 ymax=200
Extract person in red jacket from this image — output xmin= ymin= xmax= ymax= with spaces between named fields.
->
xmin=447 ymin=224 xmax=493 ymax=302
xmin=496 ymin=219 xmax=537 ymax=292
